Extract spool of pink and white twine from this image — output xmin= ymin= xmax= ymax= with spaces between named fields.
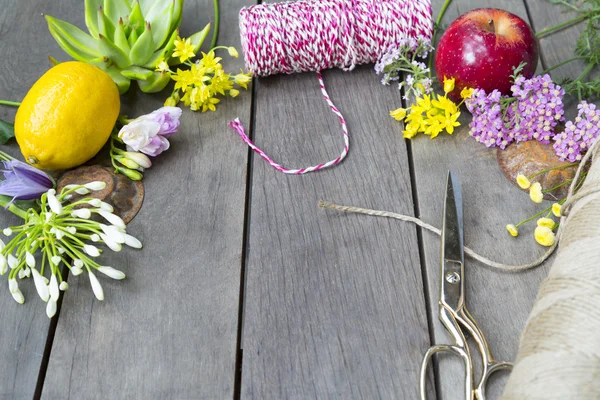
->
xmin=230 ymin=0 xmax=433 ymax=174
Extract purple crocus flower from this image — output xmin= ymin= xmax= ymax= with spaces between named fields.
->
xmin=0 ymin=159 xmax=54 ymax=202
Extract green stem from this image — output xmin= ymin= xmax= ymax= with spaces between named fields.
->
xmin=516 ymin=205 xmax=553 ymax=228
xmin=0 ymin=150 xmax=14 ymax=162
xmin=0 ymin=100 xmax=20 ymax=107
xmin=542 ymin=56 xmax=587 ymax=74
xmin=210 ymin=0 xmax=220 ymax=50
xmin=575 ymin=62 xmax=595 ymax=83
xmin=0 ymin=197 xmax=28 ymax=219
xmin=427 ymin=0 xmax=453 ymax=78
xmin=535 ymin=13 xmax=590 ymax=39
xmin=528 ymin=162 xmax=579 ymax=179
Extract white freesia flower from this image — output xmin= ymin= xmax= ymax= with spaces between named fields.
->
xmin=31 ymin=268 xmax=49 ymax=302
xmin=118 ymin=119 xmax=161 ymax=153
xmin=97 ymin=211 xmax=126 ymax=229
xmin=71 ymin=209 xmax=91 ymax=219
xmin=46 ymin=298 xmax=57 ymax=318
xmin=84 ymin=181 xmax=106 ymax=191
xmin=88 ymin=271 xmax=104 ymax=301
xmin=49 ymin=274 xmax=60 ymax=301
xmin=47 ymin=189 xmax=63 ymax=215
xmin=123 ymin=233 xmax=143 ymax=249
xmin=98 ymin=266 xmax=126 ymax=280
xmin=83 ymin=244 xmax=100 ymax=257
xmin=8 ymin=254 xmax=18 ymax=269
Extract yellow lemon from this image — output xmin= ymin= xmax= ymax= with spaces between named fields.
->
xmin=15 ymin=61 xmax=120 ymax=170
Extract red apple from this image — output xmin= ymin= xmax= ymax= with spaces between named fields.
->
xmin=435 ymin=8 xmax=538 ymax=101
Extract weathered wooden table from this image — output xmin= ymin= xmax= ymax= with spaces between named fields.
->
xmin=0 ymin=0 xmax=587 ymax=399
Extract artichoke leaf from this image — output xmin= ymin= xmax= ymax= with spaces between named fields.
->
xmin=169 ymin=0 xmax=184 ymax=34
xmin=120 ymin=66 xmax=154 ymax=80
xmin=189 ymin=23 xmax=211 ymax=54
xmin=128 ymin=0 xmax=145 ymax=35
xmin=114 ymin=18 xmax=131 ymax=53
xmin=45 ymin=15 xmax=101 ymax=54
xmin=98 ymin=34 xmax=132 ymax=68
xmin=138 ymin=71 xmax=171 ymax=93
xmin=129 ymin=22 xmax=155 ymax=65
xmin=138 ymin=0 xmax=155 ymax=17
xmin=145 ymin=0 xmax=174 ymax=50
xmin=105 ymin=66 xmax=131 ymax=94
xmin=142 ymin=28 xmax=178 ymax=69
xmin=128 ymin=26 xmax=139 ymax=47
xmin=97 ymin=6 xmax=115 ymax=41
xmin=84 ymin=0 xmax=103 ymax=37
xmin=104 ymin=0 xmax=131 ymax=24
xmin=47 ymin=23 xmax=98 ymax=62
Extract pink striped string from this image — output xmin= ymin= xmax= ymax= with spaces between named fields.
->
xmin=231 ymin=0 xmax=433 ymax=174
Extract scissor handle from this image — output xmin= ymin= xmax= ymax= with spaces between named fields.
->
xmin=419 ymin=344 xmax=473 ymax=400
xmin=475 ymin=360 xmax=513 ymax=400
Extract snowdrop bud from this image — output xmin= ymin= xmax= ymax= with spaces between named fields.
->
xmin=46 ymin=298 xmax=57 ymax=318
xmin=9 ymin=278 xmax=19 ymax=293
xmin=64 ymin=194 xmax=73 ymax=201
xmin=3 ymin=228 xmax=12 ymax=236
xmin=51 ymin=255 xmax=61 ymax=266
xmin=98 ymin=266 xmax=126 ymax=280
xmin=90 ymin=234 xmax=100 ymax=242
xmin=18 ymin=269 xmax=27 ymax=279
xmin=123 ymin=233 xmax=143 ymax=249
xmin=71 ymin=209 xmax=91 ymax=219
xmin=49 ymin=227 xmax=56 ymax=234
xmin=0 ymin=254 xmax=7 ymax=275
xmin=88 ymin=271 xmax=104 ymax=301
xmin=123 ymin=151 xmax=152 ymax=168
xmin=45 ymin=212 xmax=52 ymax=223
xmin=73 ymin=259 xmax=84 ymax=268
xmin=25 ymin=252 xmax=35 ymax=267
xmin=75 ymin=187 xmax=90 ymax=195
xmin=100 ymin=202 xmax=114 ymax=212
xmin=54 ymin=230 xmax=65 ymax=240
xmin=98 ymin=211 xmax=125 ymax=229
xmin=50 ymin=274 xmax=60 ymax=301
xmin=71 ymin=266 xmax=83 ymax=276
xmin=0 ymin=238 xmax=5 ymax=250
xmin=57 ymin=247 xmax=65 ymax=254
xmin=12 ymin=288 xmax=24 ymax=304
xmin=42 ymin=276 xmax=49 ymax=284
xmin=100 ymin=224 xmax=125 ymax=243
xmin=47 ymin=189 xmax=63 ymax=215
xmin=59 ymin=281 xmax=69 ymax=291
xmin=83 ymin=244 xmax=100 ymax=257
xmin=8 ymin=254 xmax=18 ymax=269
xmin=31 ymin=268 xmax=49 ymax=302
xmin=66 ymin=227 xmax=77 ymax=235
xmin=88 ymin=199 xmax=102 ymax=207
xmin=24 ymin=267 xmax=31 ymax=278
xmin=100 ymin=233 xmax=122 ymax=252
xmin=85 ymin=181 xmax=106 ymax=191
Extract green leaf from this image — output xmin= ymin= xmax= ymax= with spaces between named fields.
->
xmin=84 ymin=0 xmax=103 ymax=37
xmin=120 ymin=65 xmax=153 ymax=80
xmin=97 ymin=6 xmax=115 ymax=41
xmin=104 ymin=0 xmax=131 ymax=24
xmin=189 ymin=23 xmax=211 ymax=54
xmin=137 ymin=71 xmax=171 ymax=93
xmin=46 ymin=19 xmax=98 ymax=62
xmin=129 ymin=22 xmax=155 ymax=65
xmin=45 ymin=14 xmax=101 ymax=55
xmin=98 ymin=34 xmax=132 ymax=68
xmin=105 ymin=66 xmax=131 ymax=94
xmin=0 ymin=119 xmax=15 ymax=144
xmin=128 ymin=0 xmax=145 ymax=35
xmin=128 ymin=25 xmax=139 ymax=47
xmin=143 ymin=27 xmax=178 ymax=69
xmin=138 ymin=0 xmax=155 ymax=16
xmin=145 ymin=0 xmax=174 ymax=50
xmin=169 ymin=0 xmax=184 ymax=34
xmin=114 ymin=18 xmax=131 ymax=53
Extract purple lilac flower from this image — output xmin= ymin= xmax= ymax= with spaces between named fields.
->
xmin=0 ymin=159 xmax=54 ymax=203
xmin=553 ymin=101 xmax=600 ymax=162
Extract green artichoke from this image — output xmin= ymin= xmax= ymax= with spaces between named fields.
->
xmin=44 ymin=0 xmax=210 ymax=94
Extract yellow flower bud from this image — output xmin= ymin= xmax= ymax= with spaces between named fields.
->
xmin=506 ymin=224 xmax=518 ymax=237
xmin=552 ymin=203 xmax=562 ymax=217
xmin=460 ymin=87 xmax=474 ymax=99
xmin=443 ymin=77 xmax=455 ymax=94
xmin=230 ymin=89 xmax=240 ymax=98
xmin=118 ymin=167 xmax=143 ymax=181
xmin=516 ymin=174 xmax=531 ymax=189
xmin=537 ymin=217 xmax=556 ymax=230
xmin=164 ymin=97 xmax=178 ymax=107
xmin=529 ymin=182 xmax=543 ymax=203
xmin=389 ymin=107 xmax=407 ymax=121
xmin=534 ymin=226 xmax=556 ymax=247
xmin=228 ymin=47 xmax=239 ymax=58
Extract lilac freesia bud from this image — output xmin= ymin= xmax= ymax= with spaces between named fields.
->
xmin=139 ymin=106 xmax=182 ymax=137
xmin=0 ymin=159 xmax=54 ymax=203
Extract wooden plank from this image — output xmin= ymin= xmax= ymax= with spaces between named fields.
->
xmin=40 ymin=1 xmax=253 ymax=398
xmin=413 ymin=0 xmax=579 ymax=398
xmin=241 ymin=60 xmax=432 ymax=397
xmin=0 ymin=1 xmax=85 ymax=398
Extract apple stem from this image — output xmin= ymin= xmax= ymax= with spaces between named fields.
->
xmin=488 ymin=19 xmax=495 ymax=33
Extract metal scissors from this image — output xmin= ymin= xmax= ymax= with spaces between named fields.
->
xmin=419 ymin=172 xmax=513 ymax=400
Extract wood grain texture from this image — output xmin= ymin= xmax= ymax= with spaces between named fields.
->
xmin=240 ymin=64 xmax=432 ymax=398
xmin=0 ymin=2 xmax=87 ymax=399
xmin=413 ymin=1 xmax=555 ymax=399
xmin=37 ymin=1 xmax=253 ymax=399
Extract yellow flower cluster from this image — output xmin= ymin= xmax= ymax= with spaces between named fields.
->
xmin=389 ymin=78 xmax=472 ymax=139
xmin=157 ymin=37 xmax=252 ymax=112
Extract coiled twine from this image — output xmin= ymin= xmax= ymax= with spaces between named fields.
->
xmin=239 ymin=0 xmax=433 ymax=76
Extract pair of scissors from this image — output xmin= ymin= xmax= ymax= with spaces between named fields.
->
xmin=419 ymin=172 xmax=513 ymax=400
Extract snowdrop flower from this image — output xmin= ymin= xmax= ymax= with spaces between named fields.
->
xmin=25 ymin=251 xmax=35 ymax=268
xmin=71 ymin=208 xmax=91 ymax=219
xmin=46 ymin=299 xmax=57 ymax=318
xmin=84 ymin=181 xmax=106 ymax=191
xmin=59 ymin=281 xmax=69 ymax=291
xmin=88 ymin=271 xmax=104 ymax=301
xmin=98 ymin=266 xmax=126 ymax=280
xmin=83 ymin=244 xmax=100 ymax=257
xmin=46 ymin=189 xmax=63 ymax=214
xmin=31 ymin=268 xmax=49 ymax=302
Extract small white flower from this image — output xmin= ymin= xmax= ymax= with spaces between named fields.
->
xmin=0 ymin=238 xmax=5 ymax=250
xmin=100 ymin=202 xmax=114 ymax=212
xmin=66 ymin=227 xmax=77 ymax=235
xmin=54 ymin=229 xmax=65 ymax=240
xmin=88 ymin=271 xmax=104 ymax=301
xmin=88 ymin=199 xmax=102 ymax=207
xmin=75 ymin=187 xmax=90 ymax=195
xmin=0 ymin=254 xmax=7 ymax=275
xmin=57 ymin=247 xmax=65 ymax=254
xmin=63 ymin=194 xmax=73 ymax=201
xmin=18 ymin=269 xmax=27 ymax=279
xmin=73 ymin=259 xmax=84 ymax=268
xmin=50 ymin=274 xmax=60 ymax=301
xmin=59 ymin=281 xmax=69 ymax=291
xmin=51 ymin=255 xmax=61 ymax=266
xmin=98 ymin=211 xmax=126 ymax=229
xmin=83 ymin=244 xmax=100 ymax=257
xmin=23 ymin=267 xmax=31 ymax=278
xmin=90 ymin=234 xmax=100 ymax=242
xmin=8 ymin=278 xmax=19 ymax=293
xmin=45 ymin=212 xmax=52 ymax=223
xmin=3 ymin=228 xmax=12 ymax=236
xmin=71 ymin=209 xmax=91 ymax=219
xmin=71 ymin=266 xmax=83 ymax=276
xmin=100 ymin=224 xmax=125 ymax=243
xmin=12 ymin=288 xmax=25 ymax=304
xmin=31 ymin=268 xmax=49 ymax=302
xmin=42 ymin=276 xmax=49 ymax=285
xmin=46 ymin=299 xmax=57 ymax=318
xmin=97 ymin=266 xmax=126 ymax=280
xmin=25 ymin=252 xmax=35 ymax=268
xmin=123 ymin=233 xmax=143 ymax=249
xmin=8 ymin=254 xmax=18 ymax=269
xmin=100 ymin=233 xmax=122 ymax=252
xmin=47 ymin=189 xmax=63 ymax=215
xmin=85 ymin=181 xmax=106 ymax=191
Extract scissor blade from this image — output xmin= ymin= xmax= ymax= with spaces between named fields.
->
xmin=440 ymin=171 xmax=465 ymax=310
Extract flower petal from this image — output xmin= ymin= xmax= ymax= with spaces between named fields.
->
xmin=97 ymin=266 xmax=126 ymax=280
xmin=88 ymin=271 xmax=104 ymax=301
xmin=31 ymin=267 xmax=49 ymax=302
